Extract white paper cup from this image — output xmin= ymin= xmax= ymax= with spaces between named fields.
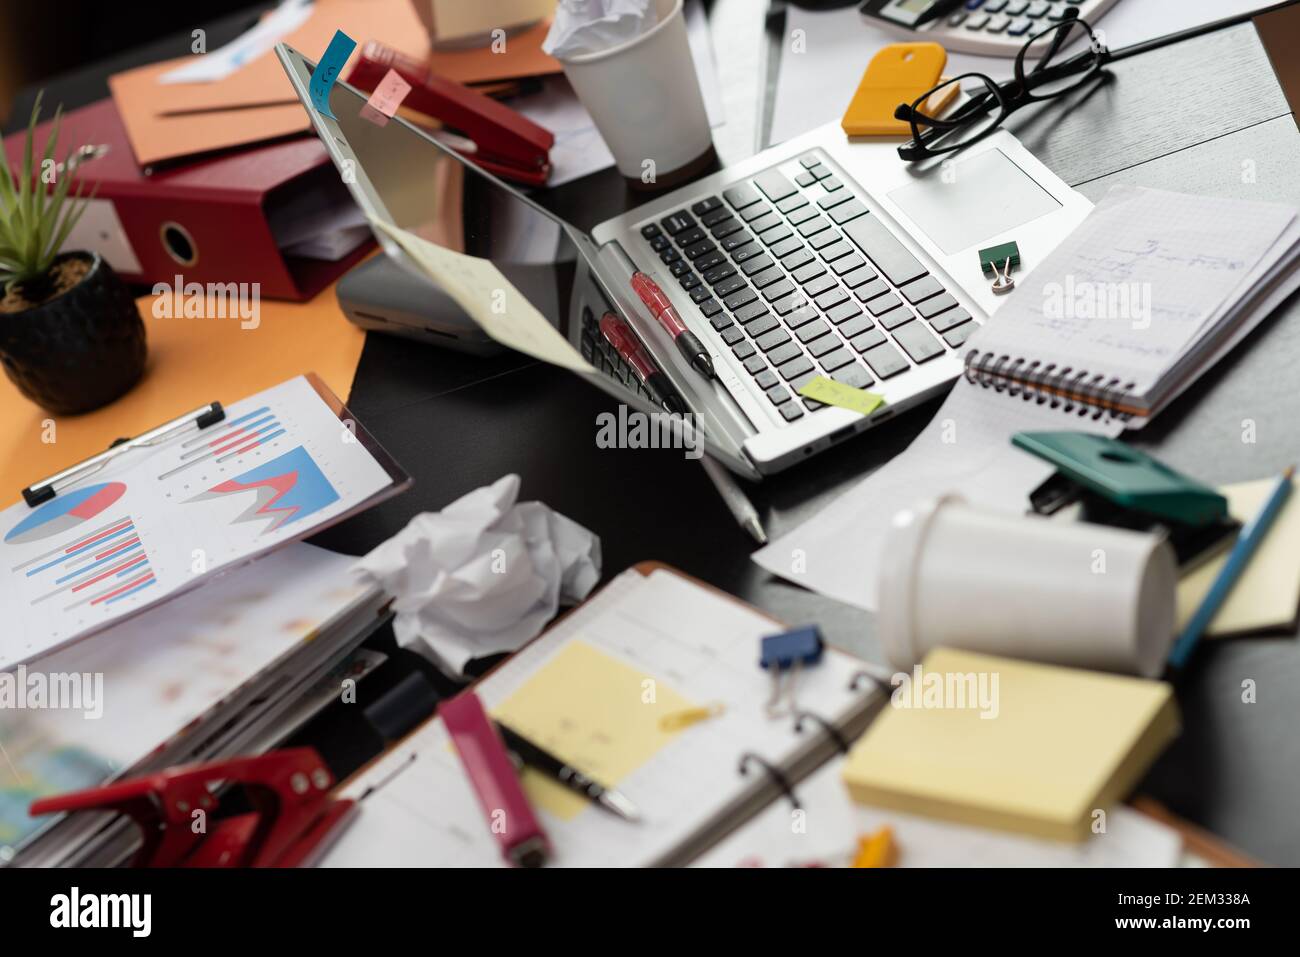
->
xmin=877 ymin=495 xmax=1178 ymax=677
xmin=554 ymin=0 xmax=715 ymax=188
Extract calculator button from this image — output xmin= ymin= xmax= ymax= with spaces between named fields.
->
xmin=965 ymin=14 xmax=990 ymax=29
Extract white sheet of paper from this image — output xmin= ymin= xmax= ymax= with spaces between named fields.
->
xmin=159 ymin=0 xmax=315 ymax=84
xmin=0 ymin=376 xmax=393 ymax=668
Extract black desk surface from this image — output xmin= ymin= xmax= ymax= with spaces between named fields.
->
xmin=15 ymin=6 xmax=1300 ymax=865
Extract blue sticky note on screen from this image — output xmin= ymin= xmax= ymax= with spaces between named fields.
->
xmin=309 ymin=29 xmax=357 ymax=120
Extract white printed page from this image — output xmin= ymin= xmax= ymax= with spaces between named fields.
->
xmin=972 ymin=186 xmax=1296 ymax=394
xmin=0 ymin=376 xmax=394 ymax=669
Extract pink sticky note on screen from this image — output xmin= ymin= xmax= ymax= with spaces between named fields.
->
xmin=359 ymin=68 xmax=412 ymax=127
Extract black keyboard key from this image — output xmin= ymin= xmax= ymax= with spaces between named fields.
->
xmin=760 ymin=225 xmax=794 ymax=247
xmin=692 ymin=196 xmax=723 ymax=216
xmin=829 ymin=199 xmax=867 ymax=225
xmin=660 ymin=248 xmax=681 ymax=264
xmin=930 ymin=307 xmax=973 ymax=333
xmin=878 ymin=307 xmax=913 ymax=331
xmin=796 ymin=318 xmax=830 ymax=343
xmin=843 ymin=215 xmax=928 ymax=286
xmin=806 ymin=334 xmax=841 ymax=359
xmin=799 ymin=154 xmax=821 ymax=168
xmin=821 ymin=175 xmax=843 ymax=192
xmin=661 ymin=211 xmax=695 ymax=235
xmin=808 ymin=229 xmax=841 ymax=251
xmin=814 ymin=286 xmax=849 ymax=311
xmin=747 ymin=315 xmax=779 ymax=338
xmin=690 ymin=286 xmax=713 ymax=304
xmin=850 ymin=328 xmax=887 ymax=353
xmin=743 ymin=354 xmax=768 ymax=375
xmin=788 ymin=205 xmax=819 ymax=227
xmin=679 ymin=273 xmax=701 ymax=290
xmin=825 ymin=299 xmax=862 ymax=324
xmin=735 ymin=302 xmax=767 ymax=327
xmin=795 ymin=171 xmax=816 ymax=188
xmin=866 ymin=292 xmax=902 ymax=316
xmin=788 ymin=369 xmax=819 ymax=393
xmin=818 ymin=347 xmax=855 ymax=372
xmin=750 ymin=266 xmax=785 ymax=289
xmin=900 ymin=275 xmax=944 ymax=304
xmin=722 ymin=231 xmax=755 ymax=252
xmin=641 ymin=223 xmax=662 ymax=239
xmin=863 ymin=342 xmax=910 ymax=379
xmin=740 ymin=254 xmax=774 ymax=277
xmin=779 ymin=354 xmax=815 ymax=381
xmin=732 ymin=340 xmax=755 ymax=360
xmin=840 ymin=265 xmax=877 ymax=289
xmin=798 ymin=216 xmax=831 ymax=239
xmin=670 ymin=260 xmax=691 ymax=277
xmin=777 ymin=193 xmax=809 ymax=214
xmin=724 ymin=286 xmax=758 ymax=310
xmin=803 ymin=274 xmax=837 ymax=297
xmin=748 ymin=211 xmax=781 ymax=235
xmin=710 ymin=218 xmax=744 ymax=241
xmin=832 ymin=364 xmax=874 ymax=390
xmin=703 ymin=262 xmax=737 ymax=285
xmin=650 ymin=235 xmax=670 ymax=252
xmin=780 ymin=402 xmax=805 ymax=421
xmin=855 ymin=277 xmax=889 ymax=302
xmin=715 ymin=275 xmax=749 ymax=299
xmin=740 ymin=202 xmax=773 ymax=223
xmin=917 ymin=292 xmax=959 ymax=318
xmin=684 ymin=240 xmax=716 ymax=260
xmin=776 ymin=242 xmax=809 ymax=265
xmin=808 ymin=163 xmax=830 ymax=180
xmin=710 ymin=311 xmax=734 ymax=331
xmin=720 ymin=325 xmax=744 ymax=345
xmin=818 ymin=190 xmax=852 ymax=211
xmin=819 ymin=240 xmax=853 ymax=262
xmin=773 ymin=292 xmax=810 ymax=316
xmin=763 ymin=278 xmax=796 ymax=302
xmin=944 ymin=320 xmax=977 ymax=348
xmin=695 ymin=250 xmax=726 ymax=272
xmin=766 ymin=384 xmax=792 ymax=406
xmin=675 ymin=227 xmax=706 ymax=248
xmin=723 ymin=183 xmax=761 ymax=209
xmin=756 ymin=328 xmax=791 ymax=352
xmin=784 ymin=305 xmax=820 ymax=329
xmin=792 ymin=261 xmax=827 ymax=284
xmin=701 ymin=207 xmax=734 ymax=228
xmin=768 ymin=341 xmax=803 ymax=366
xmin=754 ymin=168 xmax=799 ymax=202
xmin=699 ymin=297 xmax=723 ymax=318
xmin=831 ymin=255 xmax=866 ymax=277
xmin=754 ymin=368 xmax=780 ymax=390
xmin=838 ymin=313 xmax=873 ymax=338
xmin=892 ymin=320 xmax=945 ymax=363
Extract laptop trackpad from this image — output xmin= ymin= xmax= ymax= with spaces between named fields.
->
xmin=888 ymin=148 xmax=1062 ymax=255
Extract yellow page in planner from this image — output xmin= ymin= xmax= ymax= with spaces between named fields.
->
xmin=841 ymin=648 xmax=1180 ymax=842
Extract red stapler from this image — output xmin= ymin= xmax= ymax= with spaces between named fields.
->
xmin=28 ymin=748 xmax=355 ymax=868
xmin=348 ymin=41 xmax=555 ymax=186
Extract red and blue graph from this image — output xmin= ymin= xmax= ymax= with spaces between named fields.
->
xmin=4 ymin=482 xmax=126 ymax=546
xmin=13 ymin=515 xmax=155 ymax=610
xmin=158 ymin=405 xmax=287 ymax=480
xmin=185 ymin=445 xmax=339 ymax=534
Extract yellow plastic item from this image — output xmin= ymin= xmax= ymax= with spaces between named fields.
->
xmin=841 ymin=42 xmax=953 ymax=137
xmin=851 ymin=826 xmax=898 ymax=868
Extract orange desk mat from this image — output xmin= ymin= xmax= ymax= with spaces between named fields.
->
xmin=0 ymin=279 xmax=365 ymax=503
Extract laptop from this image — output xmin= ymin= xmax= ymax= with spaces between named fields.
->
xmin=276 ymin=44 xmax=1089 ymax=479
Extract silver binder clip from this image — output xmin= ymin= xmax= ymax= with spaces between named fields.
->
xmin=990 ymin=256 xmax=1016 ymax=296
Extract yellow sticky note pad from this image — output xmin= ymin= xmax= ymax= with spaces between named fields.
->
xmin=493 ymin=639 xmax=696 ymax=820
xmin=841 ymin=649 xmax=1180 ymax=842
xmin=798 ymin=376 xmax=885 ymax=416
xmin=841 ymin=42 xmax=952 ymax=137
xmin=1177 ymin=479 xmax=1300 ymax=637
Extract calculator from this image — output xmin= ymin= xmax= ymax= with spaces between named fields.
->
xmin=859 ymin=0 xmax=1122 ymax=57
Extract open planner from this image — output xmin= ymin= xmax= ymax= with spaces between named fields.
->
xmin=321 ymin=565 xmax=887 ymax=868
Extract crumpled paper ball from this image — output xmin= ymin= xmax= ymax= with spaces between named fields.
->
xmin=354 ymin=474 xmax=601 ymax=674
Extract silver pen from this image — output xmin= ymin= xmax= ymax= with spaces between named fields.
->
xmin=700 ymin=455 xmax=767 ymax=545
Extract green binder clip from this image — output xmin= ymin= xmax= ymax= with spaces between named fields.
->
xmin=1013 ymin=431 xmax=1238 ymax=568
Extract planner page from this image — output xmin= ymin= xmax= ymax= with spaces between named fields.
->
xmin=324 ymin=568 xmax=875 ymax=868
xmin=0 ymin=375 xmax=395 ymax=669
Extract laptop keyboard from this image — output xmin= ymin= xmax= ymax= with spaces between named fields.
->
xmin=638 ymin=149 xmax=976 ymax=420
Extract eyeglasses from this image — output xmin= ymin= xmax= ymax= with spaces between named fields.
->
xmin=896 ymin=14 xmax=1109 ymax=163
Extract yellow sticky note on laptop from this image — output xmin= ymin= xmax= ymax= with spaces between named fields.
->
xmin=841 ymin=648 xmax=1180 ymax=842
xmin=799 ymin=376 xmax=885 ymax=416
xmin=1177 ymin=478 xmax=1300 ymax=637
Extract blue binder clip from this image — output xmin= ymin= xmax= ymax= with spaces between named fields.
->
xmin=760 ymin=627 xmax=824 ymax=717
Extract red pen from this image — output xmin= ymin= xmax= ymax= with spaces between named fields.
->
xmin=599 ymin=312 xmax=688 ymax=414
xmin=630 ymin=271 xmax=715 ymax=379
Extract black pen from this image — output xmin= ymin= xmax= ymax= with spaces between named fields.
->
xmin=497 ymin=722 xmax=640 ymax=822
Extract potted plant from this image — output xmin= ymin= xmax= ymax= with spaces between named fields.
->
xmin=0 ymin=93 xmax=145 ymax=415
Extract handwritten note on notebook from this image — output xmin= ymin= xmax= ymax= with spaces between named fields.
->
xmin=973 ymin=186 xmax=1296 ymax=393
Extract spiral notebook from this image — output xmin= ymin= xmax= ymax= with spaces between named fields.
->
xmin=962 ymin=186 xmax=1300 ymax=423
xmin=319 ymin=564 xmax=890 ymax=867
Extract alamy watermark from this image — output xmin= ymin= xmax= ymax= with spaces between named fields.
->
xmin=595 ymin=405 xmax=704 ymax=460
xmin=151 ymin=275 xmax=261 ymax=329
xmin=1043 ymin=276 xmax=1152 ymax=330
xmin=890 ymin=664 xmax=999 ymax=719
xmin=0 ymin=666 xmax=104 ymax=720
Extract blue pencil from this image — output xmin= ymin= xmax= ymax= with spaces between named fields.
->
xmin=1169 ymin=466 xmax=1294 ymax=669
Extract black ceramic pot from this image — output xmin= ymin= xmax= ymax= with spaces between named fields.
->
xmin=0 ymin=252 xmax=146 ymax=415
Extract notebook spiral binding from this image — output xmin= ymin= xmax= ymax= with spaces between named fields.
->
xmin=962 ymin=348 xmax=1138 ymax=422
